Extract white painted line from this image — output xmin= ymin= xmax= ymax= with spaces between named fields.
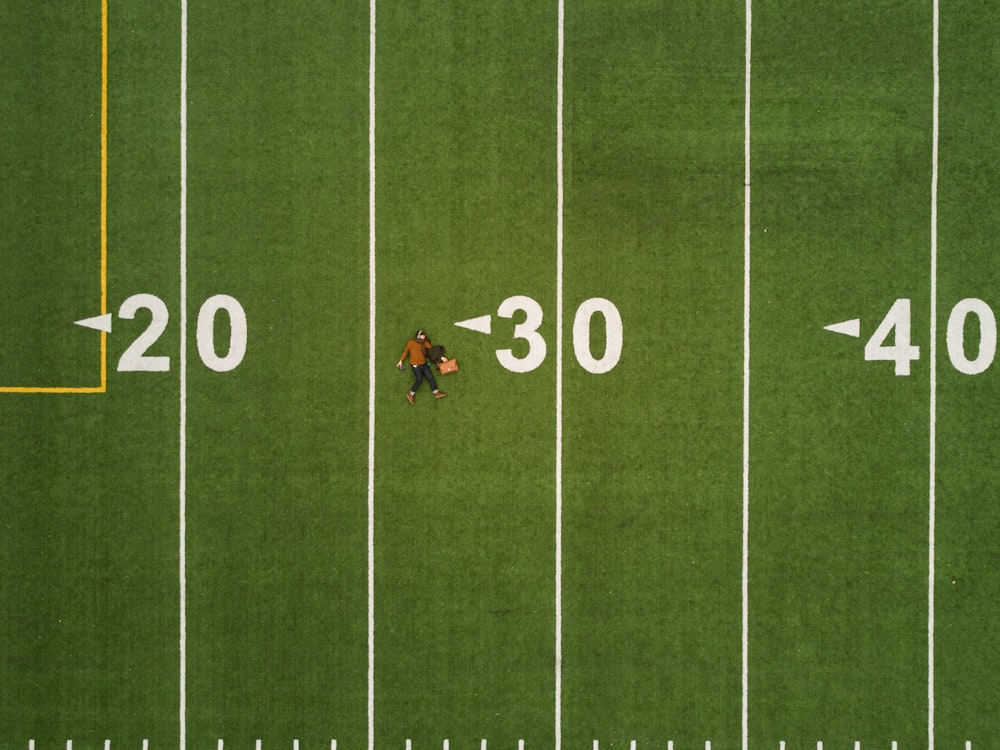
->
xmin=143 ymin=741 xmax=149 ymax=750
xmin=66 ymin=742 xmax=72 ymax=750
xmin=332 ymin=741 xmax=338 ymax=750
xmin=929 ymin=2 xmax=940 ymax=749
xmin=742 ymin=0 xmax=753 ymax=747
xmin=367 ymin=4 xmax=378 ymax=750
xmin=817 ymin=742 xmax=823 ymax=750
xmin=443 ymin=741 xmax=449 ymax=750
xmin=179 ymin=4 xmax=189 ymax=749
xmin=705 ymin=742 xmax=712 ymax=750
xmin=519 ymin=741 xmax=525 ymax=750
xmin=592 ymin=742 xmax=598 ymax=750
xmin=405 ymin=740 xmax=412 ymax=750
xmin=554 ymin=3 xmax=565 ymax=750
xmin=105 ymin=741 xmax=111 ymax=750
xmin=854 ymin=742 xmax=861 ymax=750
xmin=28 ymin=741 xmax=34 ymax=750
xmin=481 ymin=740 xmax=487 ymax=750
xmin=217 ymin=742 xmax=223 ymax=750
xmin=779 ymin=743 xmax=785 ymax=750
xmin=294 ymin=740 xmax=300 ymax=750
xmin=630 ymin=741 xmax=636 ymax=750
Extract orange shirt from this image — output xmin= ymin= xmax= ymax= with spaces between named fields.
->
xmin=399 ymin=338 xmax=431 ymax=366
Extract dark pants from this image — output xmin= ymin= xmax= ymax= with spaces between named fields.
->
xmin=410 ymin=363 xmax=438 ymax=394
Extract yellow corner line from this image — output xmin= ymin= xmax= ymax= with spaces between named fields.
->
xmin=0 ymin=387 xmax=106 ymax=394
xmin=100 ymin=0 xmax=108 ymax=391
xmin=3 ymin=1 xmax=109 ymax=395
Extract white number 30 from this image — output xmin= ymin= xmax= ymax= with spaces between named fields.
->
xmin=494 ymin=295 xmax=623 ymax=374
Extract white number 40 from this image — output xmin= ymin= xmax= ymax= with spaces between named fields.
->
xmin=864 ymin=296 xmax=1000 ymax=376
xmin=117 ymin=293 xmax=247 ymax=373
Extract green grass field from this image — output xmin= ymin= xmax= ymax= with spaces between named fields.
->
xmin=2 ymin=1 xmax=999 ymax=748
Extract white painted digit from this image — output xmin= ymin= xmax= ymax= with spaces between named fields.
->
xmin=197 ymin=294 xmax=247 ymax=372
xmin=496 ymin=295 xmax=546 ymax=373
xmin=947 ymin=297 xmax=996 ymax=375
xmin=864 ymin=298 xmax=920 ymax=376
xmin=573 ymin=297 xmax=623 ymax=374
xmin=117 ymin=293 xmax=170 ymax=372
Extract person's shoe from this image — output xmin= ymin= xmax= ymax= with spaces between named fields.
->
xmin=406 ymin=392 xmax=415 ymax=405
xmin=433 ymin=391 xmax=447 ymax=399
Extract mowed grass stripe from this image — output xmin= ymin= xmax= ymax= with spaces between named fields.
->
xmin=749 ymin=0 xmax=933 ymax=744
xmin=561 ymin=0 xmax=745 ymax=745
xmin=374 ymin=1 xmax=558 ymax=745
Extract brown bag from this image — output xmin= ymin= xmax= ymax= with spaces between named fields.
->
xmin=438 ymin=358 xmax=458 ymax=374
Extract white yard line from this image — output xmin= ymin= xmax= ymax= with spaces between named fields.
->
xmin=929 ymin=0 xmax=940 ymax=747
xmin=368 ymin=0 xmax=378 ymax=749
xmin=555 ymin=1 xmax=566 ymax=749
xmin=179 ymin=1 xmax=189 ymax=748
xmin=742 ymin=1 xmax=753 ymax=749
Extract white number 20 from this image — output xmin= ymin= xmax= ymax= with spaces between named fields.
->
xmin=117 ymin=293 xmax=247 ymax=373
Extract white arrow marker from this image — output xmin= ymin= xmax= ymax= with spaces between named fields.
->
xmin=823 ymin=318 xmax=860 ymax=338
xmin=455 ymin=314 xmax=492 ymax=335
xmin=74 ymin=313 xmax=113 ymax=333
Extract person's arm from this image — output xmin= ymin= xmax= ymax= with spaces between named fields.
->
xmin=397 ymin=340 xmax=412 ymax=368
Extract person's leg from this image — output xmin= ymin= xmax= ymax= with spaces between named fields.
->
xmin=409 ymin=365 xmax=425 ymax=400
xmin=424 ymin=365 xmax=439 ymax=392
xmin=423 ymin=365 xmax=446 ymax=398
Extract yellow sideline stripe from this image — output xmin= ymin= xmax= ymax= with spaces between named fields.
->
xmin=0 ymin=0 xmax=108 ymax=395
xmin=100 ymin=0 xmax=108 ymax=391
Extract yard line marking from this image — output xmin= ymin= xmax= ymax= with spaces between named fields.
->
xmin=256 ymin=741 xmax=262 ymax=750
xmin=519 ymin=740 xmax=525 ymax=750
xmin=332 ymin=741 xmax=338 ymax=750
xmin=554 ymin=1 xmax=566 ymax=750
xmin=179 ymin=1 xmax=189 ymax=749
xmin=143 ymin=741 xmax=149 ymax=750
xmin=630 ymin=741 xmax=636 ymax=750
xmin=929 ymin=1 xmax=940 ymax=748
xmin=443 ymin=741 xmax=449 ymax=750
xmin=367 ymin=3 xmax=378 ymax=750
xmin=294 ymin=740 xmax=300 ymax=750
xmin=28 ymin=742 xmax=34 ymax=750
xmin=481 ymin=740 xmax=487 ymax=750
xmin=742 ymin=0 xmax=753 ymax=749
xmin=405 ymin=741 xmax=412 ymax=750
